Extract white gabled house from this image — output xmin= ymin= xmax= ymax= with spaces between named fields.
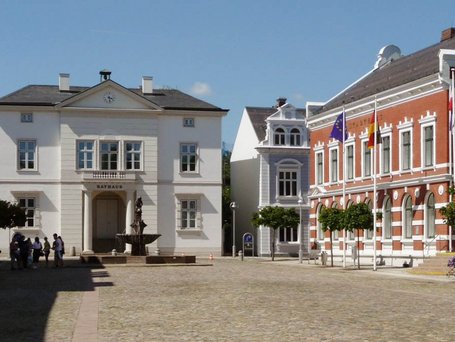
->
xmin=0 ymin=71 xmax=228 ymax=256
xmin=231 ymin=98 xmax=311 ymax=257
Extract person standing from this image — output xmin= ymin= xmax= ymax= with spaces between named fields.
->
xmin=18 ymin=235 xmax=29 ymax=269
xmin=43 ymin=236 xmax=51 ymax=267
xmin=32 ymin=237 xmax=43 ymax=269
xmin=52 ymin=233 xmax=63 ymax=268
xmin=9 ymin=237 xmax=19 ymax=270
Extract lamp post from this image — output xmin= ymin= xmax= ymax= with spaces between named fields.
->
xmin=298 ymin=198 xmax=303 ymax=263
xmin=230 ymin=202 xmax=237 ymax=257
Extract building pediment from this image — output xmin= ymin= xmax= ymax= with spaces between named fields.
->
xmin=56 ymin=80 xmax=162 ymax=111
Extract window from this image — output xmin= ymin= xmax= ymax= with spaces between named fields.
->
xmin=180 ymin=143 xmax=198 ymax=172
xmin=403 ymin=195 xmax=413 ymax=239
xmin=365 ymin=200 xmax=373 ymax=239
xmin=274 ymin=128 xmax=285 ymax=145
xmin=183 ymin=118 xmax=194 ymax=127
xmin=363 ymin=141 xmax=371 ymax=177
xmin=316 ymin=204 xmax=324 ymax=241
xmin=330 ymin=148 xmax=338 ymax=183
xmin=18 ymin=140 xmax=36 ymax=170
xmin=100 ymin=142 xmax=119 ymax=170
xmin=77 ymin=140 xmax=94 ymax=169
xmin=381 ymin=136 xmax=391 ymax=174
xmin=425 ymin=193 xmax=435 ymax=239
xmin=383 ymin=196 xmax=392 ymax=239
xmin=181 ymin=199 xmax=197 ymax=229
xmin=125 ymin=142 xmax=141 ymax=170
xmin=290 ymin=128 xmax=301 ymax=146
xmin=21 ymin=113 xmax=33 ymax=123
xmin=19 ymin=198 xmax=35 ymax=227
xmin=279 ymin=170 xmax=297 ymax=197
xmin=316 ymin=152 xmax=323 ymax=185
xmin=401 ymin=131 xmax=411 ymax=171
xmin=346 ymin=145 xmax=354 ymax=180
xmin=423 ymin=126 xmax=434 ymax=167
xmin=279 ymin=227 xmax=298 ymax=242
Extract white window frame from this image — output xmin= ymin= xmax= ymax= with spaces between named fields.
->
xmin=279 ymin=225 xmax=298 ymax=242
xmin=345 ymin=143 xmax=355 ymax=181
xmin=421 ymin=123 xmax=435 ymax=169
xmin=77 ymin=140 xmax=95 ymax=170
xmin=180 ymin=143 xmax=199 ymax=173
xmin=176 ymin=194 xmax=202 ymax=231
xmin=17 ymin=139 xmax=37 ymax=171
xmin=20 ymin=113 xmax=33 ymax=123
xmin=278 ymin=169 xmax=298 ymax=198
xmin=274 ymin=127 xmax=286 ymax=146
xmin=316 ymin=203 xmax=324 ymax=241
xmin=315 ymin=150 xmax=324 ymax=186
xmin=402 ymin=194 xmax=413 ymax=240
xmin=361 ymin=140 xmax=372 ymax=178
xmin=329 ymin=147 xmax=339 ymax=184
xmin=124 ymin=141 xmax=142 ymax=171
xmin=380 ymin=134 xmax=391 ymax=175
xmin=18 ymin=197 xmax=36 ymax=228
xmin=364 ymin=199 xmax=373 ymax=240
xmin=424 ymin=192 xmax=436 ymax=240
xmin=398 ymin=123 xmax=413 ymax=172
xmin=382 ymin=196 xmax=392 ymax=240
xmin=289 ymin=127 xmax=301 ymax=146
xmin=100 ymin=141 xmax=119 ymax=171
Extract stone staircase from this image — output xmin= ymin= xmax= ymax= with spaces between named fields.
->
xmin=410 ymin=253 xmax=455 ymax=275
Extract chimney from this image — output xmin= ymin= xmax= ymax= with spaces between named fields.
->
xmin=59 ymin=73 xmax=70 ymax=91
xmin=276 ymin=97 xmax=287 ymax=107
xmin=441 ymin=27 xmax=455 ymax=42
xmin=142 ymin=76 xmax=153 ymax=94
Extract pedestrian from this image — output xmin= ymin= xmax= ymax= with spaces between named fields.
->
xmin=58 ymin=235 xmax=65 ymax=267
xmin=32 ymin=237 xmax=43 ymax=269
xmin=52 ymin=233 xmax=63 ymax=268
xmin=18 ymin=235 xmax=29 ymax=269
xmin=43 ymin=236 xmax=51 ymax=267
xmin=26 ymin=237 xmax=33 ymax=267
xmin=9 ymin=237 xmax=20 ymax=270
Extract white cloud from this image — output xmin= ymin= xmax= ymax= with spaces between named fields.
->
xmin=190 ymin=82 xmax=213 ymax=97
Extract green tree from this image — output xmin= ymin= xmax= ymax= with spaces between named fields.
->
xmin=251 ymin=206 xmax=300 ymax=261
xmin=440 ymin=186 xmax=455 ymax=250
xmin=318 ymin=207 xmax=344 ymax=267
xmin=344 ymin=202 xmax=373 ymax=269
xmin=0 ymin=200 xmax=26 ymax=229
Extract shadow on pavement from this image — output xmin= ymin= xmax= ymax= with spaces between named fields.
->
xmin=0 ymin=258 xmax=113 ymax=341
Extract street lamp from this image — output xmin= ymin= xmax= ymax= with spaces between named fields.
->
xmin=230 ymin=202 xmax=237 ymax=257
xmin=298 ymin=198 xmax=303 ymax=263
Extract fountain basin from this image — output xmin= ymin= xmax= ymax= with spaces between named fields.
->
xmin=116 ymin=233 xmax=161 ymax=256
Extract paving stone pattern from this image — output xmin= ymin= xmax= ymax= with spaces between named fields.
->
xmin=1 ymin=258 xmax=455 ymax=341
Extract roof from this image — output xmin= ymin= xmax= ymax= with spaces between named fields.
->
xmin=318 ymin=33 xmax=455 ymax=113
xmin=245 ymin=106 xmax=306 ymax=141
xmin=0 ymin=83 xmax=227 ymax=112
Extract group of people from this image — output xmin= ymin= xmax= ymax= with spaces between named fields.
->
xmin=9 ymin=233 xmax=64 ymax=270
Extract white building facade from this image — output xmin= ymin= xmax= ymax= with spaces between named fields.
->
xmin=0 ymin=72 xmax=228 ymax=256
xmin=231 ymin=99 xmax=310 ymax=257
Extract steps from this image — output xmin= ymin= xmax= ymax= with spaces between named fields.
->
xmin=410 ymin=253 xmax=455 ymax=275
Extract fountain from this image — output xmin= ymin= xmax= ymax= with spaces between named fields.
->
xmin=116 ymin=197 xmax=161 ymax=256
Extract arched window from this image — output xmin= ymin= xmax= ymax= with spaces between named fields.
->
xmin=274 ymin=128 xmax=285 ymax=145
xmin=290 ymin=128 xmax=301 ymax=146
xmin=332 ymin=202 xmax=339 ymax=240
xmin=383 ymin=196 xmax=392 ymax=239
xmin=365 ymin=199 xmax=373 ymax=239
xmin=403 ymin=195 xmax=413 ymax=239
xmin=346 ymin=200 xmax=355 ymax=240
xmin=316 ymin=203 xmax=324 ymax=241
xmin=425 ymin=192 xmax=435 ymax=239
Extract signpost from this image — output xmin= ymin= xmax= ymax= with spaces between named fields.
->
xmin=243 ymin=232 xmax=254 ymax=257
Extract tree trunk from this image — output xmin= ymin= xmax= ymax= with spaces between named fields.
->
xmin=357 ymin=229 xmax=361 ymax=270
xmin=271 ymin=229 xmax=275 ymax=261
xmin=330 ymin=232 xmax=334 ymax=267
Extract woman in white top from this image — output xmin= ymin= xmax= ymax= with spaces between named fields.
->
xmin=32 ymin=237 xmax=43 ymax=268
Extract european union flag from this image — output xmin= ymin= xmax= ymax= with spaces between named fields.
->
xmin=330 ymin=112 xmax=348 ymax=143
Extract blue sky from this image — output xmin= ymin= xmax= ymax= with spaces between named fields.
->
xmin=1 ymin=1 xmax=454 ymax=146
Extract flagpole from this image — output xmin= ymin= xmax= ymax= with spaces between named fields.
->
xmin=451 ymin=68 xmax=455 ymax=251
xmin=342 ymin=107 xmax=347 ymax=268
xmin=373 ymin=97 xmax=378 ymax=271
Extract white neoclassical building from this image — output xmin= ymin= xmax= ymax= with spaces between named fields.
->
xmin=0 ymin=71 xmax=228 ymax=256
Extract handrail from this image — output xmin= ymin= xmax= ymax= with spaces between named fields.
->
xmin=422 ymin=235 xmax=439 ymax=258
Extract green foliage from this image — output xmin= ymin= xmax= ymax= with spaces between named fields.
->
xmin=318 ymin=207 xmax=344 ymax=233
xmin=0 ymin=200 xmax=26 ymax=229
xmin=344 ymin=202 xmax=373 ymax=232
xmin=440 ymin=201 xmax=455 ymax=227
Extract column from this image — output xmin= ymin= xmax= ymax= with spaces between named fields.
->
xmin=124 ymin=190 xmax=134 ymax=253
xmin=83 ymin=191 xmax=93 ymax=254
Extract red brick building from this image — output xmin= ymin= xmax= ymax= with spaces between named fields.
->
xmin=307 ymin=28 xmax=455 ymax=263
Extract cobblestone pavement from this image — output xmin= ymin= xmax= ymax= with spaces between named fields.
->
xmin=1 ymin=257 xmax=455 ymax=341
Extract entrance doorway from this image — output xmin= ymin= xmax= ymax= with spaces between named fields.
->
xmin=93 ymin=192 xmax=125 ymax=252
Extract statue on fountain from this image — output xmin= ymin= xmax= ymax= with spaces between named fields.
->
xmin=116 ymin=196 xmax=161 ymax=256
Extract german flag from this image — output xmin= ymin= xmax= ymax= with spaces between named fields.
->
xmin=367 ymin=111 xmax=381 ymax=149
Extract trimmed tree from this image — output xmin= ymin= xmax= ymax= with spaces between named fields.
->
xmin=251 ymin=206 xmax=300 ymax=261
xmin=440 ymin=186 xmax=455 ymax=251
xmin=344 ymin=202 xmax=373 ymax=269
xmin=318 ymin=207 xmax=344 ymax=267
xmin=0 ymin=200 xmax=26 ymax=229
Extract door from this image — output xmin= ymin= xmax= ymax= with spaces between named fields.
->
xmin=94 ymin=198 xmax=119 ymax=252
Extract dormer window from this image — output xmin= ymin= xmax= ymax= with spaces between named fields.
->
xmin=290 ymin=128 xmax=301 ymax=146
xmin=274 ymin=128 xmax=285 ymax=145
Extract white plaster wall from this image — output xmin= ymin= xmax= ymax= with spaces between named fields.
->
xmin=0 ymin=111 xmax=60 ymax=180
xmin=157 ymin=115 xmax=222 ymax=182
xmin=231 ymin=109 xmax=260 ymax=162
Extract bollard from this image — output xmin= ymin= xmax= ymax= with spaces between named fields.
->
xmin=239 ymin=250 xmax=244 ymax=261
xmin=71 ymin=246 xmax=76 ymax=256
